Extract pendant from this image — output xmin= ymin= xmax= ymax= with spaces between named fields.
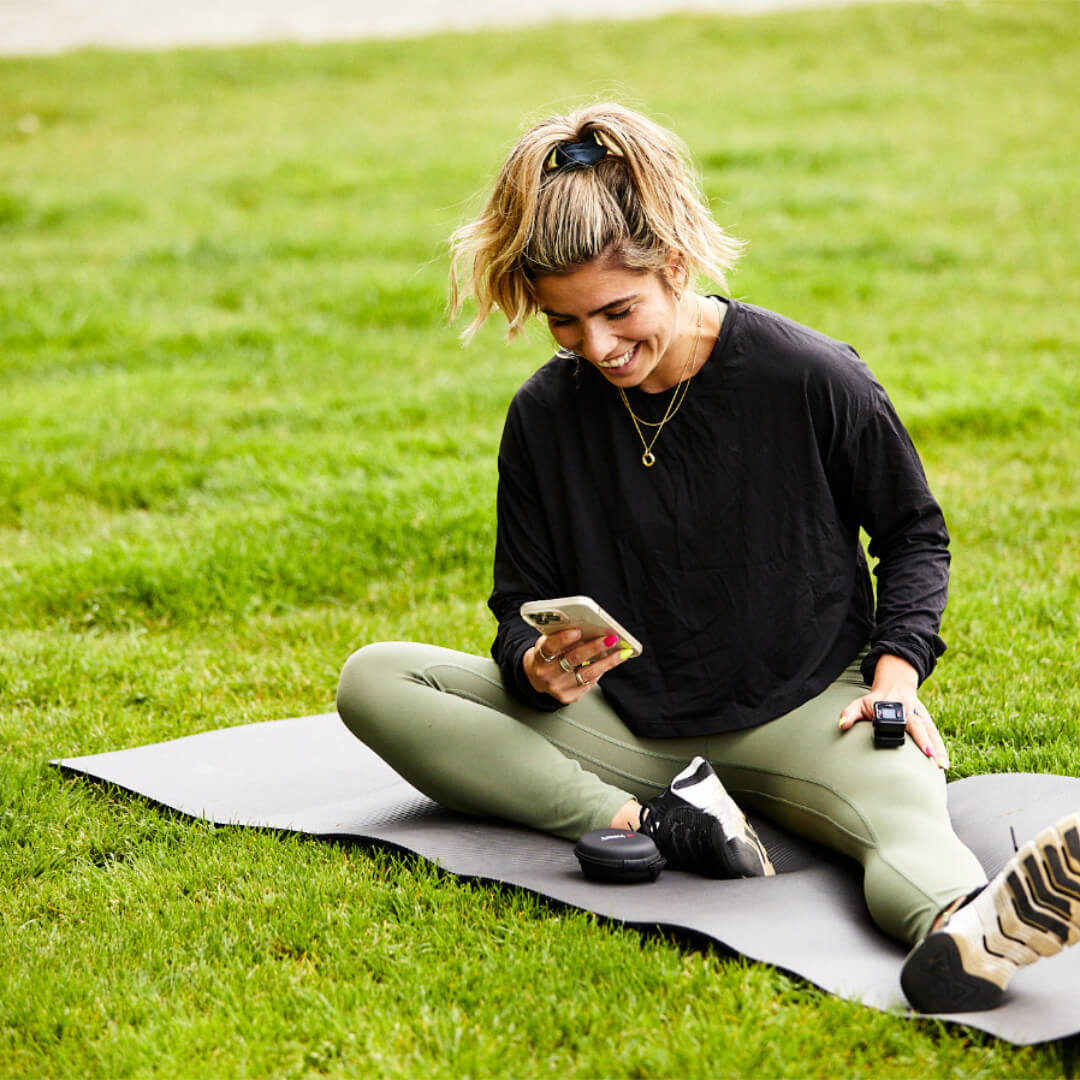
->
xmin=642 ymin=451 xmax=656 ymax=468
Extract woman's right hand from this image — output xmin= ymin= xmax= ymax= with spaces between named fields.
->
xmin=524 ymin=629 xmax=629 ymax=705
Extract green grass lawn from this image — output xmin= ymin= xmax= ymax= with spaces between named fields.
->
xmin=2 ymin=0 xmax=1079 ymax=1075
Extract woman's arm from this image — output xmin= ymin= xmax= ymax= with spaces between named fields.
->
xmin=818 ymin=356 xmax=951 ymax=765
xmin=487 ymin=400 xmax=568 ymax=709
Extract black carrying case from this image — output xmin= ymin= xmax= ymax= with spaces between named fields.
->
xmin=574 ymin=828 xmax=666 ymax=883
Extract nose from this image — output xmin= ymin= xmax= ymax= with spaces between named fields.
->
xmin=579 ymin=321 xmax=618 ymax=364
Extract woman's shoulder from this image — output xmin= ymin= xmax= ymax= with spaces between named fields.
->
xmin=714 ymin=301 xmax=896 ymax=442
xmin=729 ymin=300 xmax=860 ymax=366
xmin=724 ymin=300 xmax=878 ymax=395
xmin=507 ymin=351 xmax=595 ymax=416
xmin=500 ymin=354 xmax=600 ymax=461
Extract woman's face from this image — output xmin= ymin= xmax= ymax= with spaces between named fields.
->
xmin=534 ymin=257 xmax=688 ymax=394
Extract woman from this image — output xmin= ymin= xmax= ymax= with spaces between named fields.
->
xmin=337 ymin=103 xmax=1080 ymax=1013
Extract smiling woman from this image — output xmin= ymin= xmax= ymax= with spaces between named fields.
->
xmin=336 ymin=101 xmax=1080 ymax=1016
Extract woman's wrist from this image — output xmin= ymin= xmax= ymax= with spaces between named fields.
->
xmin=870 ymin=653 xmax=919 ymax=694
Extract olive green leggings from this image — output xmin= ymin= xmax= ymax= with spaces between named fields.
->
xmin=336 ymin=641 xmax=986 ymax=944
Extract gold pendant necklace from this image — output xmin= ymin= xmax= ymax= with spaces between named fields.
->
xmin=617 ymin=297 xmax=704 ymax=468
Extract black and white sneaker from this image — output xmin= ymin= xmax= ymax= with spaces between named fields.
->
xmin=638 ymin=757 xmax=775 ymax=879
xmin=901 ymin=811 xmax=1080 ymax=1013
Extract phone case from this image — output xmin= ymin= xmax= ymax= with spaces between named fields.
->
xmin=519 ymin=596 xmax=643 ymax=659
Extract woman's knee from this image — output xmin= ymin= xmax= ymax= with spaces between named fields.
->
xmin=336 ymin=641 xmax=405 ymax=739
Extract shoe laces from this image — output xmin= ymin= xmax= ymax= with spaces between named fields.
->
xmin=641 ymin=804 xmax=721 ymax=867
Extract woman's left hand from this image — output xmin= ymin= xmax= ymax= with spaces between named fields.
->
xmin=837 ymin=654 xmax=950 ymax=769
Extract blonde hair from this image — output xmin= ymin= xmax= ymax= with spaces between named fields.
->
xmin=449 ymin=103 xmax=744 ymax=340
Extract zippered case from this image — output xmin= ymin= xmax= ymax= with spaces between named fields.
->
xmin=574 ymin=828 xmax=666 ymax=883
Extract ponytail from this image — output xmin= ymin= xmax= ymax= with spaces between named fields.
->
xmin=449 ymin=103 xmax=743 ymax=340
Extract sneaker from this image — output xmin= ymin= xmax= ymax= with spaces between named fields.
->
xmin=639 ymin=757 xmax=775 ymax=879
xmin=900 ymin=811 xmax=1080 ymax=1013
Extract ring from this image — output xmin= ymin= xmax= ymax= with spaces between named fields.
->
xmin=538 ymin=646 xmax=556 ymax=663
xmin=559 ymin=657 xmax=573 ymax=674
xmin=575 ymin=670 xmax=589 ymax=688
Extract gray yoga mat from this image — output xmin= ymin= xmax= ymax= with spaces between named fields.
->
xmin=53 ymin=712 xmax=1080 ymax=1046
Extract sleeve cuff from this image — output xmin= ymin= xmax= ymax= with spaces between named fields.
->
xmin=498 ymin=642 xmax=562 ymax=713
xmin=860 ymin=633 xmax=945 ymax=687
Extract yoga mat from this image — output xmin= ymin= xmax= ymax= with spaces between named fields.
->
xmin=53 ymin=713 xmax=1080 ymax=1045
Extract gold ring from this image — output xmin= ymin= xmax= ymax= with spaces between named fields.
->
xmin=559 ymin=657 xmax=573 ymax=674
xmin=538 ymin=646 xmax=556 ymax=663
xmin=575 ymin=670 xmax=589 ymax=688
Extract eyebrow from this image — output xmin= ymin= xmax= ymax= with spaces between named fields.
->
xmin=540 ymin=294 xmax=639 ymax=319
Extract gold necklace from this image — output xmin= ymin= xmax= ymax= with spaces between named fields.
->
xmin=617 ymin=297 xmax=704 ymax=468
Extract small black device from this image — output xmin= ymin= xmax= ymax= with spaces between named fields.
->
xmin=574 ymin=828 xmax=666 ymax=883
xmin=873 ymin=701 xmax=907 ymax=749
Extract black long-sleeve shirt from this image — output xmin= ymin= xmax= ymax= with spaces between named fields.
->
xmin=489 ymin=299 xmax=949 ymax=737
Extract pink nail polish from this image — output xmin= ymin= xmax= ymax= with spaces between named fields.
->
xmin=924 ymin=744 xmax=935 ymax=758
xmin=604 ymin=634 xmax=618 ymax=647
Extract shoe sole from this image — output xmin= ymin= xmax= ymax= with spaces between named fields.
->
xmin=721 ymin=832 xmax=775 ymax=878
xmin=901 ymin=811 xmax=1080 ymax=1013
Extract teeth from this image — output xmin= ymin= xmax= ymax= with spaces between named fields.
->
xmin=597 ymin=347 xmax=635 ymax=369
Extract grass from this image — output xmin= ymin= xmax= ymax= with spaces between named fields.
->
xmin=1 ymin=0 xmax=1079 ymax=1075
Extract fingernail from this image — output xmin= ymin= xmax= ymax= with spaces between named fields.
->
xmin=604 ymin=635 xmax=618 ymax=647
xmin=837 ymin=717 xmax=846 ymax=730
xmin=924 ymin=744 xmax=935 ymax=758
xmin=619 ymin=646 xmax=634 ymax=659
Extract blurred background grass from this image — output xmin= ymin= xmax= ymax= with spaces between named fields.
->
xmin=1 ymin=1 xmax=1078 ymax=1075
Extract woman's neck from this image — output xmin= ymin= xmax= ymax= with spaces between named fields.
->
xmin=639 ymin=294 xmax=724 ymax=394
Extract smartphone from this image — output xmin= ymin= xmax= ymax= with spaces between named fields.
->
xmin=519 ymin=596 xmax=643 ymax=660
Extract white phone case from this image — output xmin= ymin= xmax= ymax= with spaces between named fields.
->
xmin=519 ymin=596 xmax=643 ymax=659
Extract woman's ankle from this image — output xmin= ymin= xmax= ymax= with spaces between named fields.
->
xmin=610 ymin=798 xmax=642 ymax=831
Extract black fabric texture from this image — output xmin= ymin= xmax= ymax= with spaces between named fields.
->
xmin=490 ymin=299 xmax=949 ymax=737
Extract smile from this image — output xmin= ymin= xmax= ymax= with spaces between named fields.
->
xmin=597 ymin=345 xmax=637 ymax=370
